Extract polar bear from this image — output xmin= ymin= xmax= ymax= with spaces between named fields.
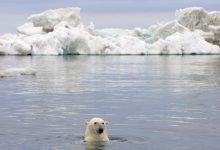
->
xmin=84 ymin=117 xmax=109 ymax=142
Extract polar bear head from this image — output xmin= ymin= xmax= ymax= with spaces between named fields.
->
xmin=84 ymin=117 xmax=109 ymax=142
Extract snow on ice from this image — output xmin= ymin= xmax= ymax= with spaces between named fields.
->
xmin=0 ymin=7 xmax=220 ymax=55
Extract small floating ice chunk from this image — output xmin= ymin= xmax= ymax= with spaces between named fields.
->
xmin=0 ymin=68 xmax=36 ymax=78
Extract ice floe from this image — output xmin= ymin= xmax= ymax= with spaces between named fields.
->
xmin=0 ymin=68 xmax=36 ymax=78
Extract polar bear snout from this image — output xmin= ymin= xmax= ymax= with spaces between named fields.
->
xmin=97 ymin=127 xmax=104 ymax=134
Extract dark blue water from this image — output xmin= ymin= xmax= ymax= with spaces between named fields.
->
xmin=0 ymin=55 xmax=220 ymax=150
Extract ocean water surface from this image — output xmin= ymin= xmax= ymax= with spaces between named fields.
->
xmin=0 ymin=55 xmax=220 ymax=150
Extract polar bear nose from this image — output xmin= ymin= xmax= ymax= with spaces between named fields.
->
xmin=98 ymin=128 xmax=104 ymax=134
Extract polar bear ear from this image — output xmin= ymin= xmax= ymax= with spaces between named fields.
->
xmin=85 ymin=121 xmax=89 ymax=126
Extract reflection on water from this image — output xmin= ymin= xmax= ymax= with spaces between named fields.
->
xmin=85 ymin=142 xmax=108 ymax=150
xmin=1 ymin=55 xmax=220 ymax=94
xmin=0 ymin=55 xmax=220 ymax=150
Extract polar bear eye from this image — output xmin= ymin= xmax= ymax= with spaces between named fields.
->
xmin=101 ymin=122 xmax=105 ymax=125
xmin=94 ymin=122 xmax=97 ymax=124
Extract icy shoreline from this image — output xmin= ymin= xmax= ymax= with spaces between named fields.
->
xmin=0 ymin=7 xmax=220 ymax=55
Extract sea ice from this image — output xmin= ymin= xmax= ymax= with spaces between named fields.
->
xmin=0 ymin=7 xmax=220 ymax=55
xmin=0 ymin=68 xmax=36 ymax=78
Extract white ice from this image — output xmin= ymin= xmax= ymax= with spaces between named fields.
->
xmin=0 ymin=68 xmax=36 ymax=78
xmin=0 ymin=7 xmax=220 ymax=55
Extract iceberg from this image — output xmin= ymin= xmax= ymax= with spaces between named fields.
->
xmin=176 ymin=7 xmax=220 ymax=46
xmin=0 ymin=7 xmax=220 ymax=55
